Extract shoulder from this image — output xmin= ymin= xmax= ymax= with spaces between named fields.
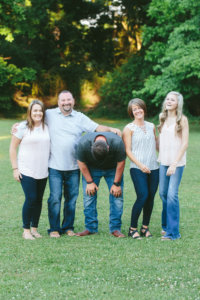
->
xmin=181 ymin=115 xmax=188 ymax=125
xmin=124 ymin=122 xmax=135 ymax=132
xmin=45 ymin=108 xmax=58 ymax=116
xmin=74 ymin=111 xmax=94 ymax=122
xmin=72 ymin=110 xmax=86 ymax=118
xmin=145 ymin=121 xmax=154 ymax=127
xmin=14 ymin=121 xmax=28 ymax=139
xmin=44 ymin=124 xmax=49 ymax=130
xmin=79 ymin=132 xmax=93 ymax=144
xmin=18 ymin=121 xmax=28 ymax=129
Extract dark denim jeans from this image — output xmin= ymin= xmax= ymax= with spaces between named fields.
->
xmin=82 ymin=168 xmax=124 ymax=233
xmin=48 ymin=168 xmax=80 ymax=233
xmin=130 ymin=168 xmax=159 ymax=228
xmin=20 ymin=174 xmax=47 ymax=229
xmin=159 ymin=165 xmax=184 ymax=240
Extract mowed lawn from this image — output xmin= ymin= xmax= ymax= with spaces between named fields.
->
xmin=0 ymin=118 xmax=200 ymax=300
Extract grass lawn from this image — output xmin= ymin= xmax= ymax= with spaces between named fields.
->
xmin=0 ymin=118 xmax=200 ymax=300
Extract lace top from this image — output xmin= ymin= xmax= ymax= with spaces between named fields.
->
xmin=125 ymin=121 xmax=159 ymax=170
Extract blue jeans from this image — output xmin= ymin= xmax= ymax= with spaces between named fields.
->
xmin=20 ymin=174 xmax=47 ymax=229
xmin=130 ymin=168 xmax=159 ymax=228
xmin=82 ymin=168 xmax=124 ymax=233
xmin=159 ymin=165 xmax=184 ymax=240
xmin=48 ymin=168 xmax=80 ymax=233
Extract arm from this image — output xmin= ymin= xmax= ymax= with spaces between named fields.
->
xmin=167 ymin=116 xmax=189 ymax=176
xmin=9 ymin=135 xmax=22 ymax=182
xmin=122 ymin=127 xmax=151 ymax=173
xmin=77 ymin=160 xmax=99 ymax=196
xmin=154 ymin=126 xmax=159 ymax=151
xmin=110 ymin=160 xmax=125 ymax=197
xmin=11 ymin=123 xmax=19 ymax=134
xmin=96 ymin=125 xmax=121 ymax=137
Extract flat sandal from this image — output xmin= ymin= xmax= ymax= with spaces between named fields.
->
xmin=128 ymin=228 xmax=142 ymax=239
xmin=140 ymin=226 xmax=152 ymax=238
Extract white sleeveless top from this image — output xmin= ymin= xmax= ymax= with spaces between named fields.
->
xmin=14 ymin=121 xmax=50 ymax=179
xmin=158 ymin=122 xmax=186 ymax=166
xmin=126 ymin=121 xmax=159 ymax=170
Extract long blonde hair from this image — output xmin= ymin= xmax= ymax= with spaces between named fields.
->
xmin=158 ymin=91 xmax=183 ymax=134
xmin=26 ymin=99 xmax=45 ymax=130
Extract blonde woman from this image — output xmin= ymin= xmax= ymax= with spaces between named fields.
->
xmin=158 ymin=91 xmax=189 ymax=240
xmin=123 ymin=99 xmax=159 ymax=239
xmin=10 ymin=100 xmax=50 ymax=240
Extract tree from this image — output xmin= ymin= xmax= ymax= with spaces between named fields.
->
xmin=134 ymin=0 xmax=200 ymax=114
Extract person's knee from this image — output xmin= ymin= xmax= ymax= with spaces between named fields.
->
xmin=167 ymin=190 xmax=178 ymax=205
xmin=25 ymin=195 xmax=37 ymax=207
xmin=48 ymin=193 xmax=62 ymax=205
xmin=136 ymin=191 xmax=148 ymax=205
xmin=159 ymin=188 xmax=167 ymax=201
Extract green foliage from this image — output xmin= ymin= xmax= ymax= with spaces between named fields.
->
xmin=99 ymin=52 xmax=152 ymax=116
xmin=100 ymin=0 xmax=200 ymax=116
xmin=135 ymin=0 xmax=200 ymax=114
xmin=0 ymin=0 xmax=152 ymax=111
xmin=0 ymin=58 xmax=36 ymax=110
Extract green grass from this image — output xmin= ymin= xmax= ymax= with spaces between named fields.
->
xmin=0 ymin=118 xmax=200 ymax=300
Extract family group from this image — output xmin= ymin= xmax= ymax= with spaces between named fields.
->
xmin=9 ymin=90 xmax=189 ymax=241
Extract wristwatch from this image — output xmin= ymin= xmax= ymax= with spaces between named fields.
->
xmin=113 ymin=182 xmax=121 ymax=187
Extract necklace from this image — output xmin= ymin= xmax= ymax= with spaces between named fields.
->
xmin=133 ymin=122 xmax=146 ymax=133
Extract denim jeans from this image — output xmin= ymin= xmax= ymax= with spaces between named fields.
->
xmin=20 ymin=174 xmax=47 ymax=229
xmin=159 ymin=165 xmax=184 ymax=240
xmin=130 ymin=168 xmax=159 ymax=228
xmin=82 ymin=168 xmax=124 ymax=233
xmin=48 ymin=168 xmax=80 ymax=233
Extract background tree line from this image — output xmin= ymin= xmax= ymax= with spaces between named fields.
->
xmin=0 ymin=0 xmax=199 ymax=115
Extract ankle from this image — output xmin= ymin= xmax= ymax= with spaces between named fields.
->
xmin=130 ymin=227 xmax=137 ymax=231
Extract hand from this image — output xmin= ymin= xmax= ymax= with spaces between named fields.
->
xmin=13 ymin=169 xmax=22 ymax=182
xmin=110 ymin=185 xmax=122 ymax=198
xmin=139 ymin=163 xmax=151 ymax=174
xmin=86 ymin=182 xmax=98 ymax=196
xmin=166 ymin=164 xmax=177 ymax=176
xmin=11 ymin=123 xmax=19 ymax=135
xmin=110 ymin=128 xmax=122 ymax=137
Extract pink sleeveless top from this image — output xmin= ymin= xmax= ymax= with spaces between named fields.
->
xmin=158 ymin=122 xmax=186 ymax=167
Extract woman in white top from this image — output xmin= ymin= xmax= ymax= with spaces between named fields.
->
xmin=123 ymin=98 xmax=159 ymax=239
xmin=158 ymin=91 xmax=189 ymax=240
xmin=10 ymin=100 xmax=50 ymax=240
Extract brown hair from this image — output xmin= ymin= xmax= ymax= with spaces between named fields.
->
xmin=127 ymin=98 xmax=147 ymax=119
xmin=26 ymin=99 xmax=45 ymax=130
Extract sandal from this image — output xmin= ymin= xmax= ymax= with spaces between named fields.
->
xmin=128 ymin=228 xmax=142 ymax=239
xmin=22 ymin=231 xmax=35 ymax=240
xmin=140 ymin=226 xmax=152 ymax=238
xmin=50 ymin=231 xmax=60 ymax=238
xmin=31 ymin=230 xmax=42 ymax=238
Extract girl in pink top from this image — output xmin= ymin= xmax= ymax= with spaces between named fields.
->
xmin=158 ymin=91 xmax=189 ymax=240
xmin=10 ymin=100 xmax=50 ymax=240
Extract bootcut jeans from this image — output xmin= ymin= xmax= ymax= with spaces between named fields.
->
xmin=82 ymin=168 xmax=124 ymax=233
xmin=48 ymin=168 xmax=80 ymax=233
xmin=159 ymin=165 xmax=184 ymax=240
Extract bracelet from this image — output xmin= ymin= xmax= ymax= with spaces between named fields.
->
xmin=87 ymin=181 xmax=93 ymax=184
xmin=113 ymin=182 xmax=121 ymax=187
xmin=12 ymin=168 xmax=18 ymax=170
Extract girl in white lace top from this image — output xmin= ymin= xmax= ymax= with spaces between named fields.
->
xmin=123 ymin=98 xmax=159 ymax=239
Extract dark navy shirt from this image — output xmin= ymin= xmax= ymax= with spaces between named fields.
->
xmin=77 ymin=132 xmax=126 ymax=170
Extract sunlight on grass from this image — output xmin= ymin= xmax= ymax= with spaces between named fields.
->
xmin=0 ymin=135 xmax=11 ymax=140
